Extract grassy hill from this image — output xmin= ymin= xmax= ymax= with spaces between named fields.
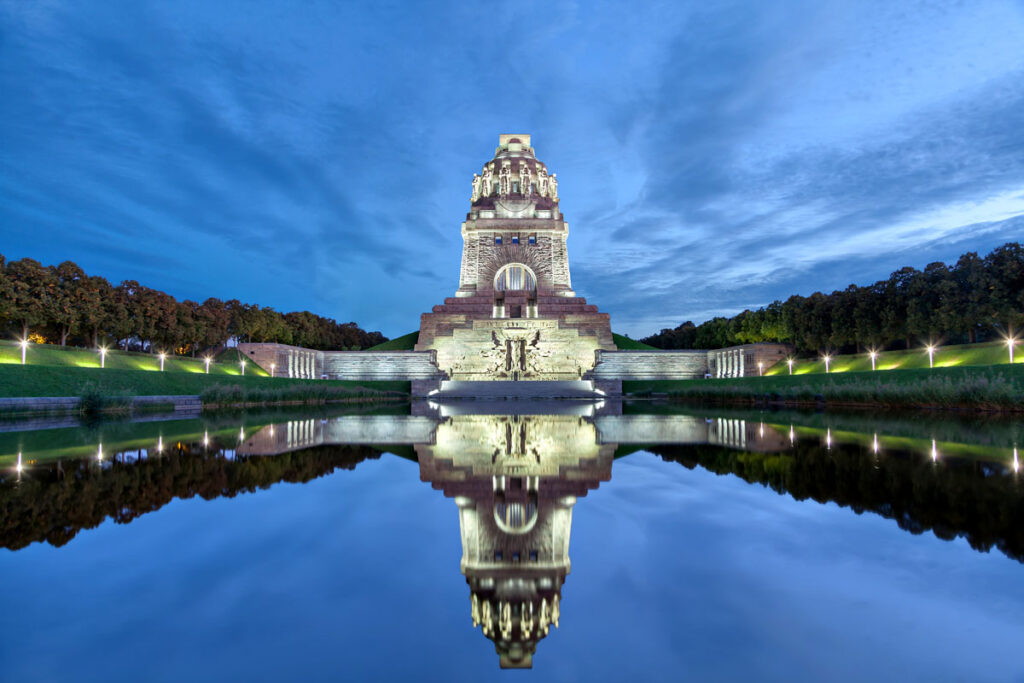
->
xmin=0 ymin=340 xmax=268 ymax=376
xmin=0 ymin=340 xmax=407 ymax=399
xmin=764 ymin=340 xmax=1018 ymax=376
xmin=365 ymin=331 xmax=419 ymax=351
xmin=612 ymin=333 xmax=657 ymax=350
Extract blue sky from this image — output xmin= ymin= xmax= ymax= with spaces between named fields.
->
xmin=2 ymin=1 xmax=1023 ymax=338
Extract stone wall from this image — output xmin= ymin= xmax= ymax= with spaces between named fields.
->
xmin=239 ymin=343 xmax=445 ymax=381
xmin=588 ymin=350 xmax=708 ymax=380
xmin=238 ymin=343 xmax=323 ymax=378
xmin=707 ymin=343 xmax=791 ymax=378
xmin=323 ymin=351 xmax=444 ymax=381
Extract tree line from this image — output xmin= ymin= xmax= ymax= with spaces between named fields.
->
xmin=641 ymin=242 xmax=1024 ymax=354
xmin=0 ymin=255 xmax=387 ymax=353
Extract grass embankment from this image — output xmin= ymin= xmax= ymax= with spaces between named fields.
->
xmin=0 ymin=340 xmax=409 ymax=408
xmin=365 ymin=331 xmax=419 ymax=351
xmin=624 ymin=364 xmax=1024 ymax=412
xmin=0 ymin=339 xmax=268 ymax=376
xmin=765 ymin=340 xmax=1018 ymax=375
xmin=0 ymin=364 xmax=408 ymax=402
xmin=612 ymin=334 xmax=657 ymax=350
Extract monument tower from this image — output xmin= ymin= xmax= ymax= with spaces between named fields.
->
xmin=416 ymin=135 xmax=617 ymax=384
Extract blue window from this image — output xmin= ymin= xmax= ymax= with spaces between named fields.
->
xmin=528 ymin=235 xmax=536 ymax=245
xmin=511 ymin=236 xmax=519 ymax=245
xmin=494 ymin=236 xmax=502 ymax=245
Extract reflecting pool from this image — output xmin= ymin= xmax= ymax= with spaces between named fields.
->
xmin=2 ymin=402 xmax=1023 ymax=681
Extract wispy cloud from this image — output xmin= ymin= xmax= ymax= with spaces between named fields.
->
xmin=1 ymin=1 xmax=1023 ymax=337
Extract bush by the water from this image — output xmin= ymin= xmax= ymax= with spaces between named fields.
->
xmin=78 ymin=382 xmax=133 ymax=416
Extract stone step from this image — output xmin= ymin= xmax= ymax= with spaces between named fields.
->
xmin=432 ymin=380 xmax=607 ymax=399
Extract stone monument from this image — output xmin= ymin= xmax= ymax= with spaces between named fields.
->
xmin=415 ymin=135 xmax=617 ymax=388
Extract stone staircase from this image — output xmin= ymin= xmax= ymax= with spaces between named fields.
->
xmin=431 ymin=380 xmax=606 ymax=399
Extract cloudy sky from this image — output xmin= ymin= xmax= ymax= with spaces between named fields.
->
xmin=2 ymin=1 xmax=1023 ymax=338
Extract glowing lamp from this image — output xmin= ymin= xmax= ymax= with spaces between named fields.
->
xmin=16 ymin=452 xmax=23 ymax=474
xmin=241 ymin=359 xmax=247 ymax=376
xmin=159 ymin=352 xmax=167 ymax=372
xmin=99 ymin=346 xmax=108 ymax=369
xmin=925 ymin=344 xmax=936 ymax=369
xmin=823 ymin=354 xmax=831 ymax=373
xmin=757 ymin=361 xmax=763 ymax=376
xmin=869 ymin=350 xmax=877 ymax=371
xmin=204 ymin=356 xmax=211 ymax=374
xmin=1007 ymin=337 xmax=1017 ymax=364
xmin=19 ymin=337 xmax=28 ymax=365
xmin=787 ymin=358 xmax=794 ymax=375
xmin=271 ymin=363 xmax=276 ymax=377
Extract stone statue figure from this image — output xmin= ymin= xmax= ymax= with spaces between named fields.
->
xmin=472 ymin=173 xmax=481 ymax=201
xmin=481 ymin=165 xmax=493 ymax=197
xmin=537 ymin=167 xmax=548 ymax=197
xmin=549 ymin=174 xmax=558 ymax=201
xmin=519 ymin=164 xmax=531 ymax=196
xmin=499 ymin=163 xmax=511 ymax=198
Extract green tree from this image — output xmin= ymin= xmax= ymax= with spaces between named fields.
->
xmin=7 ymin=257 xmax=53 ymax=340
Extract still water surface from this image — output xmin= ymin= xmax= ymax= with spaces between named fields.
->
xmin=1 ymin=402 xmax=1023 ymax=682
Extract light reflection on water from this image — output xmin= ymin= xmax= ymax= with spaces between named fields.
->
xmin=1 ymin=402 xmax=1023 ymax=680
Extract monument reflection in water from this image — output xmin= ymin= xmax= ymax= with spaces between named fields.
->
xmin=6 ymin=404 xmax=1022 ymax=674
xmin=238 ymin=404 xmax=783 ymax=668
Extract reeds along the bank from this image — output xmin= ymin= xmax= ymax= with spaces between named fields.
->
xmin=199 ymin=383 xmax=404 ymax=406
xmin=664 ymin=374 xmax=1024 ymax=411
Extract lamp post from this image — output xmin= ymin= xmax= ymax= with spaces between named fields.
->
xmin=19 ymin=338 xmax=28 ymax=365
xmin=100 ymin=347 xmax=107 ymax=369
xmin=271 ymin=363 xmax=276 ymax=378
xmin=823 ymin=354 xmax=831 ymax=374
xmin=159 ymin=352 xmax=166 ymax=372
xmin=241 ymin=359 xmax=246 ymax=376
xmin=787 ymin=358 xmax=794 ymax=375
xmin=204 ymin=356 xmax=211 ymax=374
xmin=869 ymin=350 xmax=877 ymax=371
xmin=925 ymin=344 xmax=936 ymax=369
xmin=757 ymin=361 xmax=763 ymax=376
xmin=1007 ymin=337 xmax=1017 ymax=364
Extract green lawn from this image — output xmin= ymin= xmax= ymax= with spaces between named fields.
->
xmin=365 ymin=331 xmax=419 ymax=351
xmin=0 ymin=339 xmax=268 ymax=376
xmin=0 ymin=363 xmax=409 ymax=398
xmin=624 ymin=363 xmax=1024 ymax=411
xmin=612 ymin=333 xmax=658 ymax=350
xmin=764 ymin=340 xmax=1018 ymax=376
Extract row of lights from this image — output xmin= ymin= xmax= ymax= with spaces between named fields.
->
xmin=16 ymin=339 xmax=275 ymax=376
xmin=776 ymin=336 xmax=1020 ymax=375
xmin=783 ymin=424 xmax=1021 ymax=473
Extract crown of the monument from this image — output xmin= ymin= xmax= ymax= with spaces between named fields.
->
xmin=471 ymin=134 xmax=558 ymax=207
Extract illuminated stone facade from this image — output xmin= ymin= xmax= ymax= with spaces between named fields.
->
xmin=416 ymin=135 xmax=616 ymax=384
xmin=237 ymin=135 xmax=791 ymax=388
